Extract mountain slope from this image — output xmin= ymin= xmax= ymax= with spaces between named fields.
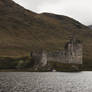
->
xmin=0 ymin=0 xmax=92 ymax=63
xmin=88 ymin=25 xmax=92 ymax=29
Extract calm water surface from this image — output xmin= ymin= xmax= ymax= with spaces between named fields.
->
xmin=0 ymin=72 xmax=92 ymax=92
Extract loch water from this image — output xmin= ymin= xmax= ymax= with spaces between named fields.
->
xmin=0 ymin=72 xmax=92 ymax=92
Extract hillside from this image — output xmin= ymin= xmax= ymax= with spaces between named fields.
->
xmin=0 ymin=0 xmax=92 ymax=64
xmin=88 ymin=25 xmax=92 ymax=29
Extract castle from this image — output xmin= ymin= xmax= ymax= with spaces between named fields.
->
xmin=31 ymin=37 xmax=83 ymax=67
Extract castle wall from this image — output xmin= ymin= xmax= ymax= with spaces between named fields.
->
xmin=31 ymin=38 xmax=83 ymax=66
xmin=73 ymin=43 xmax=82 ymax=64
xmin=47 ymin=51 xmax=66 ymax=63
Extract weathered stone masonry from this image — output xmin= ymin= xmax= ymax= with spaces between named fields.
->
xmin=31 ymin=37 xmax=83 ymax=66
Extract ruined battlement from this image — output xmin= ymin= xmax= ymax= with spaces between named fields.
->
xmin=31 ymin=37 xmax=83 ymax=67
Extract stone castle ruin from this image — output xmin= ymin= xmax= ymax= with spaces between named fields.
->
xmin=31 ymin=37 xmax=83 ymax=67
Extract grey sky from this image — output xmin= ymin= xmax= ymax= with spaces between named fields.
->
xmin=13 ymin=0 xmax=92 ymax=25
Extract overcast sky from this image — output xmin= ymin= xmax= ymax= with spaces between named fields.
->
xmin=13 ymin=0 xmax=92 ymax=25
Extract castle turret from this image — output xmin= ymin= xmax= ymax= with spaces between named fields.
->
xmin=65 ymin=37 xmax=82 ymax=64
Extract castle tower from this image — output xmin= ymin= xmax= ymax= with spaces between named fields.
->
xmin=31 ymin=50 xmax=47 ymax=67
xmin=40 ymin=50 xmax=47 ymax=67
xmin=65 ymin=36 xmax=83 ymax=64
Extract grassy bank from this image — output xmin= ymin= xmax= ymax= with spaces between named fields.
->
xmin=0 ymin=56 xmax=91 ymax=72
xmin=0 ymin=57 xmax=82 ymax=72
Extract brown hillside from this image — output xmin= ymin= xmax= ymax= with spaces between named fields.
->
xmin=0 ymin=0 xmax=92 ymax=63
